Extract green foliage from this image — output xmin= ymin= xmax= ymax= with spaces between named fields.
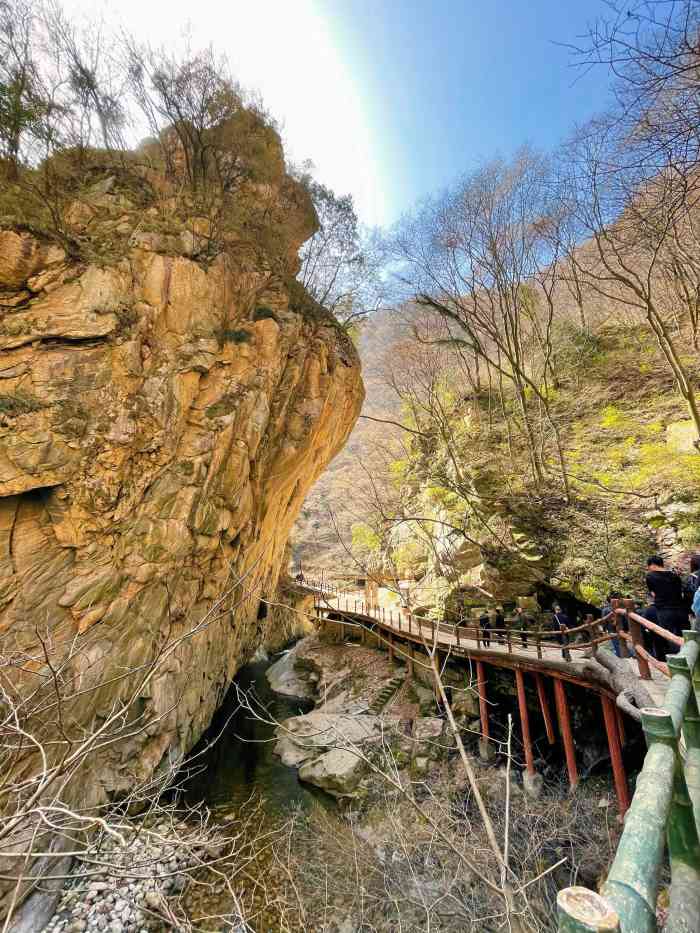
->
xmin=252 ymin=306 xmax=277 ymax=322
xmin=388 ymin=458 xmax=408 ymax=484
xmin=0 ymin=392 xmax=44 ymax=416
xmin=554 ymin=322 xmax=605 ymax=368
xmin=626 ymin=442 xmax=700 ymax=488
xmin=600 ymin=405 xmax=626 ymax=429
xmin=679 ymin=523 xmax=700 ymax=547
xmin=578 ymin=582 xmax=601 ymax=605
xmin=351 ymin=523 xmax=381 ymax=554
xmin=219 ymin=328 xmax=252 ymax=345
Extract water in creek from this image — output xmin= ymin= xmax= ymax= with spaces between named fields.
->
xmin=183 ymin=650 xmax=333 ymax=815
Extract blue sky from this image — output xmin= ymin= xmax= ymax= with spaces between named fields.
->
xmin=64 ymin=0 xmax=615 ymax=226
xmin=321 ymin=0 xmax=614 ymax=224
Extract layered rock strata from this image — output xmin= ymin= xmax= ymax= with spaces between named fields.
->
xmin=0 ymin=170 xmax=363 ymax=869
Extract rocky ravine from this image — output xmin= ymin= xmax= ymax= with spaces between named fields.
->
xmin=267 ymin=635 xmax=474 ymax=798
xmin=0 ymin=165 xmax=363 ymax=916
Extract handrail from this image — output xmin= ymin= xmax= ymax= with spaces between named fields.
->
xmin=558 ymin=631 xmax=700 ymax=932
xmin=318 ymin=596 xmax=619 ymax=653
xmin=613 ymin=606 xmax=684 ymax=647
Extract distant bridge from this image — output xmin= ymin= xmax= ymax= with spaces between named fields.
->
xmin=301 ymin=578 xmax=699 ymax=933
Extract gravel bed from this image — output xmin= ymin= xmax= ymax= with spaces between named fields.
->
xmin=42 ymin=820 xmax=200 ymax=933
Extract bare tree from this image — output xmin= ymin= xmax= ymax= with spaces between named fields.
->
xmin=572 ymin=0 xmax=700 ymax=180
xmin=560 ymin=120 xmax=700 ymax=441
xmin=393 ymin=149 xmax=571 ymax=497
xmin=298 ymin=176 xmax=385 ymax=327
xmin=0 ymin=0 xmax=41 ymax=176
xmin=560 ymin=1 xmax=700 ymax=439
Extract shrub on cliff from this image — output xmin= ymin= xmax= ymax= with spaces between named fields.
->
xmin=0 ymin=1 xmax=317 ymax=278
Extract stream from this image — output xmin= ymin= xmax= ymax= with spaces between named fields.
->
xmin=183 ymin=649 xmax=333 ymax=815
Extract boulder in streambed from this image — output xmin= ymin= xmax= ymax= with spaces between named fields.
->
xmin=274 ymin=711 xmax=381 ymax=796
xmin=266 ymin=643 xmax=315 ymax=700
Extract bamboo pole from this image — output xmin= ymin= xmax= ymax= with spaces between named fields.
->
xmin=557 ymin=887 xmax=619 ymax=931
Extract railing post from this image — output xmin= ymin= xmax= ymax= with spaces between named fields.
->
xmin=515 ymin=668 xmax=535 ymax=775
xmin=536 ymin=628 xmax=542 ymax=660
xmin=601 ymin=695 xmax=630 ymax=816
xmin=611 ymin=599 xmax=630 ymax=659
xmin=506 ymin=618 xmax=512 ymax=654
xmin=535 ymin=673 xmax=556 ymax=745
xmin=624 ymin=598 xmax=651 ymax=680
xmin=476 ymin=660 xmax=490 ymax=757
xmin=557 ymin=888 xmax=619 ymax=931
xmin=615 ymin=706 xmax=626 ymax=749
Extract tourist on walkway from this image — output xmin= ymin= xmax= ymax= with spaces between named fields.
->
xmin=646 ymin=555 xmax=687 ymax=645
xmin=553 ymin=604 xmax=570 ymax=658
xmin=479 ymin=610 xmax=491 ymax=647
xmin=600 ymin=592 xmax=622 ymax=657
xmin=494 ymin=606 xmax=505 ymax=642
xmin=686 ymin=554 xmax=700 ymax=631
xmin=641 ymin=599 xmax=669 ymax=662
xmin=514 ymin=606 xmax=530 ymax=648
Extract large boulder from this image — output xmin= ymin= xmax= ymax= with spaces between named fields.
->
xmin=266 ymin=641 xmax=315 ymax=700
xmin=298 ymin=749 xmax=366 ymax=797
xmin=275 ymin=712 xmax=381 ymax=796
xmin=0 ymin=160 xmax=363 ymax=915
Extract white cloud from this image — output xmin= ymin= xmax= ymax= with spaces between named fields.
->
xmin=60 ymin=0 xmax=387 ymax=225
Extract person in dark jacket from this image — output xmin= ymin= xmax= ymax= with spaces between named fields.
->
xmin=514 ymin=606 xmax=530 ymax=648
xmin=494 ymin=607 xmax=505 ymax=642
xmin=600 ymin=592 xmax=622 ymax=656
xmin=553 ymin=604 xmax=570 ymax=657
xmin=479 ymin=610 xmax=491 ymax=647
xmin=646 ymin=555 xmax=687 ymax=647
xmin=640 ymin=599 xmax=669 ymax=661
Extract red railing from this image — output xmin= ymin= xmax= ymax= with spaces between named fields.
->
xmin=312 ymin=587 xmax=682 ymax=680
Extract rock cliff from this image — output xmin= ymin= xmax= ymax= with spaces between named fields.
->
xmin=0 ymin=160 xmax=363 ymax=837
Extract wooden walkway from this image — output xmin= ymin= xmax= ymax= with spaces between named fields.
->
xmin=300 ymin=578 xmax=700 ymax=932
xmin=310 ymin=587 xmax=669 ymax=706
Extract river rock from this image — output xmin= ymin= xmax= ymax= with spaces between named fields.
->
xmin=274 ymin=712 xmax=381 ymax=768
xmin=298 ymin=748 xmax=366 ymax=797
xmin=412 ymin=717 xmax=453 ymax=759
xmin=266 ymin=643 xmax=314 ymax=699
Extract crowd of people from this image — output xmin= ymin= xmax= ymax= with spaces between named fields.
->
xmin=599 ymin=554 xmax=700 ymax=662
xmin=473 ymin=554 xmax=700 ymax=661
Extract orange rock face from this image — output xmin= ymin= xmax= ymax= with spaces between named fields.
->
xmin=0 ymin=176 xmax=363 ymax=832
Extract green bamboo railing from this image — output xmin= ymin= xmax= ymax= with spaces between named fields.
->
xmin=558 ymin=630 xmax=700 ymax=932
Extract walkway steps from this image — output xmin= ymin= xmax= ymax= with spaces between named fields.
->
xmin=368 ymin=675 xmax=405 ymax=714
